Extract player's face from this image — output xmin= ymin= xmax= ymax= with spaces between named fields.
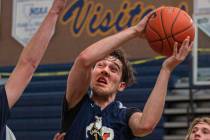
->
xmin=189 ymin=122 xmax=210 ymax=140
xmin=90 ymin=56 xmax=126 ymax=96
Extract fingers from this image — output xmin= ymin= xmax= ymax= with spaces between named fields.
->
xmin=135 ymin=10 xmax=155 ymax=37
xmin=145 ymin=10 xmax=155 ymax=20
xmin=60 ymin=133 xmax=66 ymax=137
xmin=183 ymin=36 xmax=190 ymax=46
xmin=54 ymin=133 xmax=59 ymax=139
xmin=58 ymin=133 xmax=66 ymax=140
xmin=142 ymin=10 xmax=156 ymax=26
xmin=188 ymin=41 xmax=193 ymax=51
xmin=173 ymin=42 xmax=178 ymax=57
xmin=177 ymin=36 xmax=192 ymax=60
xmin=50 ymin=0 xmax=66 ymax=14
xmin=53 ymin=132 xmax=66 ymax=140
xmin=163 ymin=36 xmax=192 ymax=72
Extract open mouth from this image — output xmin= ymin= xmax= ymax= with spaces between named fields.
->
xmin=97 ymin=77 xmax=108 ymax=85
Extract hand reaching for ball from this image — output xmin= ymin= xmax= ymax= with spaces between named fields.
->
xmin=162 ymin=36 xmax=193 ymax=73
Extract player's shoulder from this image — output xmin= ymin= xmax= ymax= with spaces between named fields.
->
xmin=115 ymin=101 xmax=127 ymax=109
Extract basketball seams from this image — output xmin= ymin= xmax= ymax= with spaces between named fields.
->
xmin=145 ymin=6 xmax=195 ymax=56
xmin=148 ymin=24 xmax=193 ymax=43
xmin=174 ymin=25 xmax=194 ymax=43
xmin=171 ymin=9 xmax=193 ymax=43
xmin=146 ymin=16 xmax=164 ymax=53
xmin=173 ymin=24 xmax=193 ymax=42
xmin=160 ymin=8 xmax=173 ymax=52
xmin=150 ymin=41 xmax=165 ymax=55
xmin=146 ymin=14 xmax=163 ymax=41
xmin=171 ymin=8 xmax=182 ymax=41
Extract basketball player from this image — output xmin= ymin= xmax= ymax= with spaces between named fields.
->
xmin=0 ymin=0 xmax=66 ymax=139
xmin=61 ymin=11 xmax=193 ymax=139
xmin=185 ymin=117 xmax=210 ymax=140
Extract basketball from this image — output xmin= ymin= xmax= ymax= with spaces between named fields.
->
xmin=145 ymin=6 xmax=195 ymax=56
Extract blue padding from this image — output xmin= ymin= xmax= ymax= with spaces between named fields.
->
xmin=24 ymin=80 xmax=67 ymax=93
xmin=133 ymin=128 xmax=164 ymax=140
xmin=117 ymin=89 xmax=151 ymax=102
xmin=7 ymin=118 xmax=60 ymax=131
xmin=10 ymin=106 xmax=62 ymax=119
xmin=12 ymin=131 xmax=57 ymax=140
xmin=15 ymin=92 xmax=64 ymax=106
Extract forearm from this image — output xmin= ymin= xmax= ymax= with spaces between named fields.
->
xmin=5 ymin=10 xmax=60 ymax=108
xmin=78 ymin=27 xmax=138 ymax=67
xmin=19 ymin=11 xmax=59 ymax=68
xmin=131 ymin=16 xmax=192 ymax=136
xmin=139 ymin=68 xmax=171 ymax=128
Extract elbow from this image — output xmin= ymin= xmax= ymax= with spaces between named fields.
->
xmin=75 ymin=52 xmax=93 ymax=68
xmin=133 ymin=124 xmax=155 ymax=137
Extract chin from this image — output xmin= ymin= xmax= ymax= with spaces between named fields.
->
xmin=93 ymin=88 xmax=107 ymax=96
xmin=92 ymin=86 xmax=110 ymax=96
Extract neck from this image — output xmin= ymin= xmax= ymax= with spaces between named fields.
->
xmin=91 ymin=93 xmax=116 ymax=110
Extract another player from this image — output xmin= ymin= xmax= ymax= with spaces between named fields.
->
xmin=0 ymin=0 xmax=66 ymax=139
xmin=185 ymin=117 xmax=210 ymax=140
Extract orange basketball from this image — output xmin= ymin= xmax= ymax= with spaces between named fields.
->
xmin=145 ymin=6 xmax=195 ymax=56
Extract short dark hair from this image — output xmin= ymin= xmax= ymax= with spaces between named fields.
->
xmin=109 ymin=49 xmax=136 ymax=87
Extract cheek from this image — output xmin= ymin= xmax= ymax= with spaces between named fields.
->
xmin=188 ymin=133 xmax=195 ymax=139
xmin=90 ymin=72 xmax=96 ymax=85
xmin=91 ymin=69 xmax=98 ymax=78
xmin=110 ymin=74 xmax=122 ymax=84
xmin=205 ymin=133 xmax=210 ymax=136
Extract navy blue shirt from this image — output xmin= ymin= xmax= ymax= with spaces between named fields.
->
xmin=0 ymin=85 xmax=10 ymax=140
xmin=62 ymin=94 xmax=139 ymax=140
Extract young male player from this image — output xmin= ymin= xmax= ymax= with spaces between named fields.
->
xmin=61 ymin=11 xmax=193 ymax=139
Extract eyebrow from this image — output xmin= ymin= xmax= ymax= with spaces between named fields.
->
xmin=104 ymin=58 xmax=121 ymax=71
xmin=203 ymin=127 xmax=210 ymax=131
xmin=112 ymin=61 xmax=121 ymax=70
xmin=193 ymin=126 xmax=210 ymax=131
xmin=193 ymin=127 xmax=198 ymax=130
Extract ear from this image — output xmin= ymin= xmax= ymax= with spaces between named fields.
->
xmin=118 ymin=82 xmax=126 ymax=92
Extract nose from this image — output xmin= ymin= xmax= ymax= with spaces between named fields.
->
xmin=101 ymin=66 xmax=110 ymax=77
xmin=194 ymin=130 xmax=201 ymax=138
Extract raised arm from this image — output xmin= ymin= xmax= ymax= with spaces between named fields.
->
xmin=129 ymin=38 xmax=193 ymax=137
xmin=5 ymin=0 xmax=66 ymax=109
xmin=66 ymin=12 xmax=153 ymax=108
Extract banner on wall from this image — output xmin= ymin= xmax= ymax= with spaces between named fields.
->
xmin=0 ymin=0 xmax=193 ymax=66
xmin=12 ymin=0 xmax=53 ymax=47
xmin=193 ymin=0 xmax=210 ymax=86
xmin=194 ymin=0 xmax=210 ymax=15
xmin=193 ymin=0 xmax=210 ymax=37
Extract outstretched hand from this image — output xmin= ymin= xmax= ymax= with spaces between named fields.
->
xmin=50 ymin=0 xmax=67 ymax=14
xmin=162 ymin=36 xmax=193 ymax=73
